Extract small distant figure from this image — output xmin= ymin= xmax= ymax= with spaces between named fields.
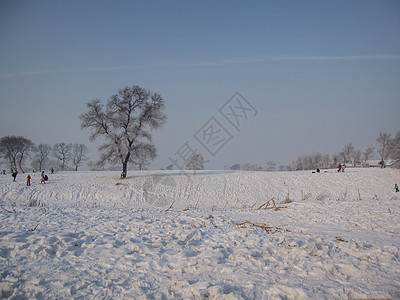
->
xmin=316 ymin=168 xmax=320 ymax=173
xmin=342 ymin=163 xmax=346 ymax=172
xmin=395 ymin=184 xmax=399 ymax=193
xmin=51 ymin=168 xmax=54 ymax=174
xmin=12 ymin=170 xmax=17 ymax=182
xmin=27 ymin=174 xmax=31 ymax=186
xmin=2 ymin=170 xmax=5 ymax=175
xmin=41 ymin=171 xmax=46 ymax=184
xmin=337 ymin=164 xmax=342 ymax=172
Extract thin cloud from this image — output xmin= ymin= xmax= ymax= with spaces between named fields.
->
xmin=2 ymin=54 xmax=400 ymax=78
xmin=189 ymin=54 xmax=400 ymax=66
xmin=0 ymin=65 xmax=164 ymax=79
xmin=270 ymin=54 xmax=400 ymax=61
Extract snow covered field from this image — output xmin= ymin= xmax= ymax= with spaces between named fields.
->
xmin=1 ymin=168 xmax=399 ymax=299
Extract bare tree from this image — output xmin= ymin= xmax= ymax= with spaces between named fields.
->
xmin=80 ymin=85 xmax=166 ymax=178
xmin=340 ymin=143 xmax=354 ymax=164
xmin=311 ymin=152 xmax=323 ymax=169
xmin=322 ymin=154 xmax=331 ymax=169
xmin=185 ymin=153 xmax=205 ymax=170
xmin=71 ymin=144 xmax=89 ymax=171
xmin=0 ymin=136 xmax=35 ymax=173
xmin=241 ymin=163 xmax=263 ymax=171
xmin=351 ymin=149 xmax=362 ymax=167
xmin=32 ymin=143 xmax=51 ymax=171
xmin=376 ymin=132 xmax=392 ymax=168
xmin=52 ymin=143 xmax=72 ymax=171
xmin=332 ymin=153 xmax=341 ymax=168
xmin=389 ymin=129 xmax=400 ymax=167
xmin=264 ymin=160 xmax=276 ymax=172
xmin=362 ymin=146 xmax=375 ymax=166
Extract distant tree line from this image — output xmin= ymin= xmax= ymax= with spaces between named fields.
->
xmin=0 ymin=136 xmax=89 ymax=173
xmin=0 ymin=85 xmax=166 ymax=178
xmin=225 ymin=129 xmax=400 ymax=172
xmin=224 ymin=161 xmax=278 ymax=172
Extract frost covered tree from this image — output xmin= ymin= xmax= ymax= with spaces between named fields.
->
xmin=80 ymin=85 xmax=166 ymax=178
xmin=185 ymin=153 xmax=205 ymax=170
xmin=376 ymin=132 xmax=392 ymax=168
xmin=322 ymin=154 xmax=332 ymax=169
xmin=362 ymin=146 xmax=375 ymax=166
xmin=351 ymin=149 xmax=362 ymax=167
xmin=241 ymin=163 xmax=262 ymax=171
xmin=264 ymin=160 xmax=276 ymax=172
xmin=52 ymin=143 xmax=72 ymax=171
xmin=389 ymin=129 xmax=400 ymax=167
xmin=0 ymin=136 xmax=35 ymax=173
xmin=32 ymin=143 xmax=51 ymax=171
xmin=230 ymin=164 xmax=241 ymax=170
xmin=71 ymin=144 xmax=89 ymax=171
xmin=331 ymin=153 xmax=339 ymax=167
xmin=340 ymin=143 xmax=354 ymax=164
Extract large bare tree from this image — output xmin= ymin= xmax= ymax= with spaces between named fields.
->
xmin=376 ymin=132 xmax=391 ymax=168
xmin=32 ymin=143 xmax=52 ymax=172
xmin=0 ymin=136 xmax=35 ymax=173
xmin=80 ymin=85 xmax=166 ymax=178
xmin=52 ymin=143 xmax=72 ymax=171
xmin=71 ymin=144 xmax=89 ymax=171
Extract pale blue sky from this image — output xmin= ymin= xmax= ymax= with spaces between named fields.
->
xmin=1 ymin=0 xmax=399 ymax=169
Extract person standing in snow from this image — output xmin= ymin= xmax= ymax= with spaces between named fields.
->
xmin=342 ymin=163 xmax=346 ymax=172
xmin=12 ymin=170 xmax=17 ymax=182
xmin=41 ymin=171 xmax=46 ymax=184
xmin=27 ymin=174 xmax=31 ymax=186
xmin=395 ymin=184 xmax=399 ymax=192
xmin=337 ymin=164 xmax=342 ymax=172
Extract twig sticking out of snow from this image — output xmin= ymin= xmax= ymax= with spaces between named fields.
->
xmin=257 ymin=197 xmax=287 ymax=211
xmin=165 ymin=201 xmax=175 ymax=212
xmin=28 ymin=224 xmax=39 ymax=232
xmin=282 ymin=191 xmax=292 ymax=204
xmin=165 ymin=200 xmax=175 ymax=212
xmin=335 ymin=236 xmax=348 ymax=243
xmin=258 ymin=197 xmax=276 ymax=210
xmin=235 ymin=221 xmax=286 ymax=234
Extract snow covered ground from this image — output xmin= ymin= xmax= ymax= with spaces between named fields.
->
xmin=0 ymin=168 xmax=399 ymax=299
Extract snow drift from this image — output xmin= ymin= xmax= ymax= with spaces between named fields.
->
xmin=1 ymin=168 xmax=399 ymax=299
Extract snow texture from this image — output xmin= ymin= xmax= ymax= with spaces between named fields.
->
xmin=1 ymin=168 xmax=399 ymax=299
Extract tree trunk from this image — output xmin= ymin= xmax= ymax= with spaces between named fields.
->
xmin=9 ymin=156 xmax=17 ymax=172
xmin=121 ymin=161 xmax=128 ymax=179
xmin=121 ymin=151 xmax=131 ymax=179
xmin=18 ymin=153 xmax=25 ymax=173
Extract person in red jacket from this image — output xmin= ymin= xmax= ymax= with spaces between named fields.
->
xmin=41 ymin=171 xmax=46 ymax=184
xmin=27 ymin=174 xmax=31 ymax=186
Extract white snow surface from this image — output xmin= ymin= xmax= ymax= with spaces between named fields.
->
xmin=1 ymin=168 xmax=400 ymax=299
